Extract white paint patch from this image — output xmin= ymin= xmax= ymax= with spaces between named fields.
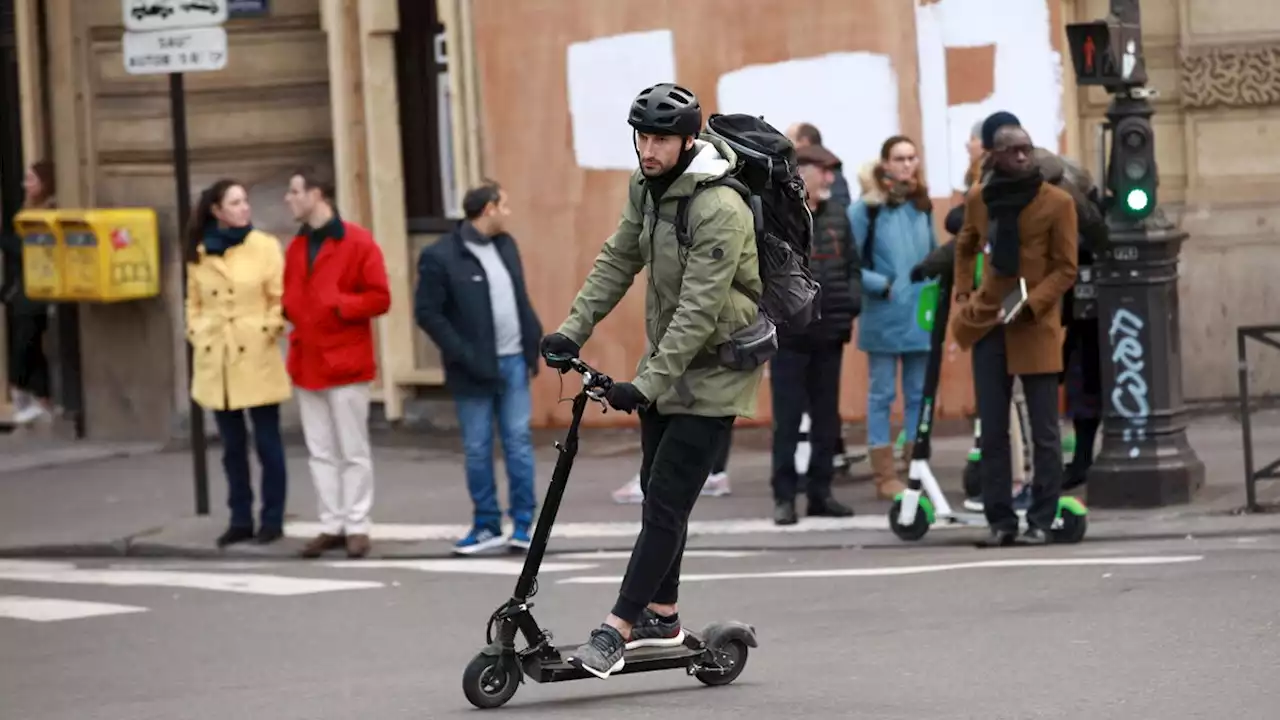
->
xmin=566 ymin=30 xmax=677 ymax=170
xmin=717 ymin=52 xmax=900 ymax=174
xmin=558 ymin=555 xmax=1205 ymax=585
xmin=915 ymin=0 xmax=1063 ymax=193
xmin=286 ymin=516 xmax=917 ymax=542
xmin=0 ymin=595 xmax=149 ymax=623
xmin=0 ymin=561 xmax=383 ymax=596
xmin=321 ymin=559 xmax=597 ymax=575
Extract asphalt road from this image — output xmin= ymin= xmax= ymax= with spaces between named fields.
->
xmin=2 ymin=535 xmax=1278 ymax=720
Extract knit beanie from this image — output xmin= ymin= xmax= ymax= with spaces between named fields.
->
xmin=981 ymin=111 xmax=1022 ymax=150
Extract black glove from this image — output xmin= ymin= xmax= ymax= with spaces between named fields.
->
xmin=604 ymin=382 xmax=648 ymax=414
xmin=909 ymin=264 xmax=926 ymax=283
xmin=539 ymin=333 xmax=580 ymax=370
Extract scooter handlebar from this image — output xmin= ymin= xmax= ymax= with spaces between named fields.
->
xmin=544 ymin=354 xmax=614 ymax=398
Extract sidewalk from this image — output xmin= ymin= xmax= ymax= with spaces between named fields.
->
xmin=2 ymin=411 xmax=1279 ymax=558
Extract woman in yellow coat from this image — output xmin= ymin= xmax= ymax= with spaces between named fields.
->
xmin=186 ymin=179 xmax=292 ymax=547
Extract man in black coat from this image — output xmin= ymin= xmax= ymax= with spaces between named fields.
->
xmin=770 ymin=144 xmax=863 ymax=525
xmin=414 ymin=181 xmax=544 ymax=556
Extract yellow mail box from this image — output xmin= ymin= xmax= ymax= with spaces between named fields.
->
xmin=55 ymin=209 xmax=160 ymax=302
xmin=13 ymin=209 xmax=63 ymax=301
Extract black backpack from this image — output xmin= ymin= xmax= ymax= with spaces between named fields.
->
xmin=674 ymin=113 xmax=820 ymax=330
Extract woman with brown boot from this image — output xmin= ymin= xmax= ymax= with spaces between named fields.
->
xmin=847 ymin=136 xmax=937 ymax=500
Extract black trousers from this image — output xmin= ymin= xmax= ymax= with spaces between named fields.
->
xmin=710 ymin=422 xmax=732 ymax=474
xmin=972 ymin=326 xmax=1062 ymax=532
xmin=7 ymin=310 xmax=50 ymax=399
xmin=612 ymin=408 xmax=733 ymax=623
xmin=770 ymin=342 xmax=844 ymax=503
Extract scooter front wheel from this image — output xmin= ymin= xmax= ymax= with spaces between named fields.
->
xmin=888 ymin=499 xmax=930 ymax=541
xmin=463 ymin=651 xmax=520 ymax=709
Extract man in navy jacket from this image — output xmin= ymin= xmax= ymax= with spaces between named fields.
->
xmin=415 ymin=181 xmax=543 ymax=555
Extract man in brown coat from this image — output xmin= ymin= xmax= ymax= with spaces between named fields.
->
xmin=951 ymin=124 xmax=1078 ymax=547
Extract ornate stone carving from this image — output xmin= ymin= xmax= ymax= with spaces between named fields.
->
xmin=1180 ymin=44 xmax=1280 ymax=109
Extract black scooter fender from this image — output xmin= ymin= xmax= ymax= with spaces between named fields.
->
xmin=701 ymin=621 xmax=759 ymax=650
xmin=478 ymin=640 xmax=509 ymax=658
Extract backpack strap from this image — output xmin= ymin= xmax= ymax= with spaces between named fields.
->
xmin=675 ymin=177 xmax=760 ymax=304
xmin=861 ymin=204 xmax=880 ymax=272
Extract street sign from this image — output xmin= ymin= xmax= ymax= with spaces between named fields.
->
xmin=123 ymin=0 xmax=229 ymax=32
xmin=123 ymin=26 xmax=228 ymax=75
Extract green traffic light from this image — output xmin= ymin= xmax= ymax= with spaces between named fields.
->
xmin=1125 ymin=188 xmax=1150 ymax=212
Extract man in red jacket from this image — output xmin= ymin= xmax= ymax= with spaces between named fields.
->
xmin=282 ymin=169 xmax=391 ymax=559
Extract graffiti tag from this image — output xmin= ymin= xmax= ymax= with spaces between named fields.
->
xmin=1108 ymin=308 xmax=1149 ymax=458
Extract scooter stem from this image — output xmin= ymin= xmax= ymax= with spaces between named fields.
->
xmin=511 ymin=391 xmax=589 ymax=601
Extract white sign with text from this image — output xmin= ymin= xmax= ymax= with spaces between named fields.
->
xmin=123 ymin=26 xmax=228 ymax=75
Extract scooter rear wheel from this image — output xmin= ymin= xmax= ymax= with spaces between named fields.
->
xmin=695 ymin=638 xmax=749 ymax=687
xmin=1051 ymin=508 xmax=1088 ymax=544
xmin=463 ymin=651 xmax=520 ymax=709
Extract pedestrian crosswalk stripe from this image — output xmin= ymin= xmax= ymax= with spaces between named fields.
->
xmin=557 ymin=555 xmax=1206 ymax=584
xmin=0 ymin=560 xmax=384 ymax=596
xmin=0 ymin=595 xmax=149 ymax=622
xmin=285 ymin=516 xmax=921 ymax=543
xmin=554 ymin=550 xmax=763 ymax=560
xmin=321 ymin=559 xmax=597 ymax=575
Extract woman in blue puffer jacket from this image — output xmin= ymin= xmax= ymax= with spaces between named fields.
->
xmin=847 ymin=135 xmax=937 ymax=500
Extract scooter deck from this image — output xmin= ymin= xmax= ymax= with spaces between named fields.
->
xmin=522 ymin=632 xmax=708 ymax=683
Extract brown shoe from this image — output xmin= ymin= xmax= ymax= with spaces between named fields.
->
xmin=300 ymin=533 xmax=345 ymax=558
xmin=898 ymin=441 xmax=915 ymax=475
xmin=345 ymin=534 xmax=371 ymax=558
xmin=870 ymin=445 xmax=905 ymax=500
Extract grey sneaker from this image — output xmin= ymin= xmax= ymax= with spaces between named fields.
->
xmin=625 ymin=609 xmax=685 ymax=650
xmin=567 ymin=625 xmax=626 ymax=679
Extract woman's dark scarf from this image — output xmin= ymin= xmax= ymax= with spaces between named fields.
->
xmin=981 ymin=170 xmax=1042 ymax=277
xmin=202 ymin=223 xmax=253 ymax=256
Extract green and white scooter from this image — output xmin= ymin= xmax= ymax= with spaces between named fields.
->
xmin=888 ymin=261 xmax=1088 ymax=543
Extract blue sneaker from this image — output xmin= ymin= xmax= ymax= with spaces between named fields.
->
xmin=453 ymin=526 xmax=506 ymax=556
xmin=508 ymin=523 xmax=532 ymax=551
xmin=1013 ymin=485 xmax=1033 ymax=513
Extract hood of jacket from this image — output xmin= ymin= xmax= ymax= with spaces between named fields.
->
xmin=856 ymin=161 xmax=887 ymax=207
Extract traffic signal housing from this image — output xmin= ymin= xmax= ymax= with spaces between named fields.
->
xmin=1109 ymin=115 xmax=1157 ymax=221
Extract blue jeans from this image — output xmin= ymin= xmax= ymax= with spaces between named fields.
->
xmin=866 ymin=352 xmax=929 ymax=447
xmin=455 ymin=354 xmax=537 ymax=531
xmin=212 ymin=403 xmax=287 ymax=530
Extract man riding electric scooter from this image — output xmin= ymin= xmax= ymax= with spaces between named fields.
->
xmin=539 ymin=83 xmax=770 ymax=679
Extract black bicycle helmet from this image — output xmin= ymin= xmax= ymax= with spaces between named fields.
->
xmin=627 ymin=83 xmax=702 ymax=136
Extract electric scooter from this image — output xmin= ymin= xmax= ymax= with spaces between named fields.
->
xmin=462 ymin=356 xmax=758 ymax=710
xmin=887 ymin=274 xmax=1088 ymax=544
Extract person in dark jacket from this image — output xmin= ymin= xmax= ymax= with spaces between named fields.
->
xmin=770 ymin=144 xmax=862 ymax=525
xmin=414 ymin=181 xmax=544 ymax=556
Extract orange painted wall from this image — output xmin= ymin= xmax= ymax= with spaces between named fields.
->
xmin=469 ymin=0 xmax=1069 ymax=429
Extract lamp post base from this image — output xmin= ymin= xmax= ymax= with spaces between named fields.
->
xmin=1085 ymin=429 xmax=1205 ymax=507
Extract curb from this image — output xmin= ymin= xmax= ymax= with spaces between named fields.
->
xmin=6 ymin=518 xmax=1280 ymax=560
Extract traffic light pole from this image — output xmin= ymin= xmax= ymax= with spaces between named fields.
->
xmin=1083 ymin=0 xmax=1206 ymax=507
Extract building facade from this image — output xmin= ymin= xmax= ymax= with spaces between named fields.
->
xmin=0 ymin=0 xmax=1276 ymax=440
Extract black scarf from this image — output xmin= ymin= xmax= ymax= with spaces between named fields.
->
xmin=981 ymin=170 xmax=1042 ymax=277
xmin=202 ymin=223 xmax=253 ymax=256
